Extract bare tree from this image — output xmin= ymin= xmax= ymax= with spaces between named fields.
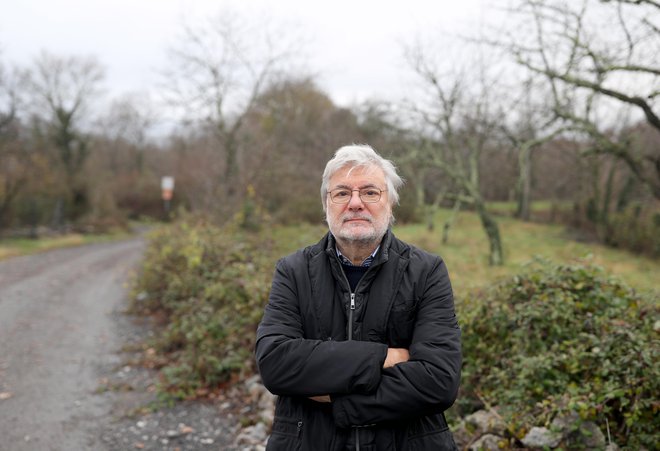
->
xmin=498 ymin=76 xmax=568 ymax=220
xmin=162 ymin=10 xmax=302 ymax=206
xmin=406 ymin=45 xmax=506 ymax=265
xmin=24 ymin=51 xmax=105 ymax=223
xmin=236 ymin=78 xmax=363 ymax=223
xmin=508 ymin=0 xmax=660 ymax=199
xmin=97 ymin=94 xmax=155 ymax=175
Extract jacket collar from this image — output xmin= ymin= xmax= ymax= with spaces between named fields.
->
xmin=323 ymin=229 xmax=393 ymax=266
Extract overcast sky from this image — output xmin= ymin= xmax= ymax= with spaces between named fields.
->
xmin=1 ymin=0 xmax=506 ymax=114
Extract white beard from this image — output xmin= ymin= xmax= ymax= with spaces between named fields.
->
xmin=327 ymin=210 xmax=390 ymax=245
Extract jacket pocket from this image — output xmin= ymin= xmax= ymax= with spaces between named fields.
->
xmin=387 ymin=299 xmax=417 ymax=347
xmin=266 ymin=416 xmax=303 ymax=451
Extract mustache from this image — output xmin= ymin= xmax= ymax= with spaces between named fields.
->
xmin=342 ymin=215 xmax=372 ymax=223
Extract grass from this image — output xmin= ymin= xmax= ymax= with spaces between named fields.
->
xmin=393 ymin=208 xmax=659 ymax=297
xmin=486 ymin=200 xmax=573 ymax=216
xmin=259 ymin=206 xmax=658 ymax=298
xmin=0 ymin=230 xmax=133 ymax=261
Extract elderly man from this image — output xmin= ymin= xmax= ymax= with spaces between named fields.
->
xmin=255 ymin=144 xmax=461 ymax=450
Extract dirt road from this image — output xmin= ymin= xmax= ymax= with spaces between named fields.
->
xmin=0 ymin=239 xmax=145 ymax=450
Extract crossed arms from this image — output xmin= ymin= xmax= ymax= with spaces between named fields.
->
xmin=255 ymin=257 xmax=461 ymax=427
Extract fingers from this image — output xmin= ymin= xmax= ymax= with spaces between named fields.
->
xmin=383 ymin=347 xmax=410 ymax=368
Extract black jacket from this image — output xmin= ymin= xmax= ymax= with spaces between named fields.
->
xmin=255 ymin=230 xmax=461 ymax=450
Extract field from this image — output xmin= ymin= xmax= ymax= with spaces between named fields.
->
xmin=270 ymin=209 xmax=659 ymax=297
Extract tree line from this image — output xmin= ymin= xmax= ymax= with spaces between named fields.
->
xmin=1 ymin=0 xmax=658 ymax=263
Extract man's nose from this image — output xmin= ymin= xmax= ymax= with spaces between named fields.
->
xmin=347 ymin=191 xmax=364 ymax=209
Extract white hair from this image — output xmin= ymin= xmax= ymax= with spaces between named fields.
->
xmin=320 ymin=144 xmax=404 ymax=212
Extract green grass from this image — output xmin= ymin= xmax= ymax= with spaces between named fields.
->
xmin=0 ymin=230 xmax=133 ymax=261
xmin=487 ymin=199 xmax=571 ymax=212
xmin=392 ymin=208 xmax=659 ymax=297
xmin=257 ymin=207 xmax=658 ymax=298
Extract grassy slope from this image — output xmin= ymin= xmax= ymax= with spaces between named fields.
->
xmin=269 ymin=208 xmax=658 ymax=297
xmin=392 ymin=209 xmax=659 ymax=297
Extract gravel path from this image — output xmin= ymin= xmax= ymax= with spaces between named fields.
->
xmin=0 ymin=238 xmax=253 ymax=451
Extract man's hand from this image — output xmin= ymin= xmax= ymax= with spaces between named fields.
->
xmin=384 ymin=348 xmax=409 ymax=368
xmin=309 ymin=395 xmax=331 ymax=403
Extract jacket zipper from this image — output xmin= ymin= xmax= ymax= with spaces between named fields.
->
xmin=348 ymin=292 xmax=355 ymax=341
xmin=339 ymin=260 xmax=371 ymax=451
xmin=348 ymin=291 xmax=359 ymax=451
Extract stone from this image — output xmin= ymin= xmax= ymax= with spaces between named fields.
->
xmin=521 ymin=426 xmax=562 ymax=448
xmin=551 ymin=413 xmax=606 ymax=449
xmin=258 ymin=390 xmax=276 ymax=410
xmin=465 ymin=409 xmax=507 ymax=436
xmin=259 ymin=408 xmax=274 ymax=427
xmin=236 ymin=422 xmax=269 ymax=445
xmin=451 ymin=421 xmax=471 ymax=449
xmin=469 ymin=433 xmax=504 ymax=451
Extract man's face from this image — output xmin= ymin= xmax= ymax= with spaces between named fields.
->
xmin=325 ymin=164 xmax=392 ymax=245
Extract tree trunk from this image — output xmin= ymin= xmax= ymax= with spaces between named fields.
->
xmin=476 ymin=201 xmax=504 ymax=265
xmin=442 ymin=199 xmax=462 ymax=244
xmin=601 ymin=162 xmax=615 ymax=226
xmin=515 ymin=144 xmax=533 ymax=221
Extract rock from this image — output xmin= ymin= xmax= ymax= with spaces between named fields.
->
xmin=258 ymin=389 xmax=276 ymax=410
xmin=521 ymin=426 xmax=562 ymax=448
xmin=178 ymin=424 xmax=194 ymax=434
xmin=465 ymin=409 xmax=507 ymax=436
xmin=551 ymin=413 xmax=606 ymax=449
xmin=258 ymin=390 xmax=276 ymax=426
xmin=605 ymin=443 xmax=620 ymax=451
xmin=236 ymin=422 xmax=269 ymax=445
xmin=451 ymin=421 xmax=471 ymax=450
xmin=469 ymin=433 xmax=504 ymax=451
xmin=260 ymin=408 xmax=274 ymax=427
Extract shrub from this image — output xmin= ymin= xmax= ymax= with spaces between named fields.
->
xmin=459 ymin=261 xmax=659 ymax=448
xmin=131 ymin=215 xmax=274 ymax=398
xmin=604 ymin=204 xmax=660 ymax=258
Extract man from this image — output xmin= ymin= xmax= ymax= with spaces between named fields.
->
xmin=255 ymin=144 xmax=461 ymax=450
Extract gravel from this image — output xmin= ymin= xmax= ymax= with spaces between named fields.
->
xmin=97 ymin=308 xmax=269 ymax=451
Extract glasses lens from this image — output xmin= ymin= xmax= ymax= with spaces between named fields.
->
xmin=329 ymin=188 xmax=382 ymax=203
xmin=331 ymin=189 xmax=351 ymax=203
xmin=360 ymin=188 xmax=381 ymax=203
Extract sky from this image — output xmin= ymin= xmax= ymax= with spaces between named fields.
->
xmin=1 ymin=0 xmax=504 ymax=118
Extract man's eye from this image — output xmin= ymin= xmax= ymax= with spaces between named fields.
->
xmin=363 ymin=190 xmax=379 ymax=196
xmin=334 ymin=190 xmax=350 ymax=197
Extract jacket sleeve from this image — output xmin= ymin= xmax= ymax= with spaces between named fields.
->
xmin=331 ymin=257 xmax=461 ymax=427
xmin=255 ymin=257 xmax=388 ymax=397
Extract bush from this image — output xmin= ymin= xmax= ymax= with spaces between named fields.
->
xmin=131 ymin=215 xmax=274 ymax=398
xmin=459 ymin=261 xmax=659 ymax=448
xmin=604 ymin=204 xmax=660 ymax=258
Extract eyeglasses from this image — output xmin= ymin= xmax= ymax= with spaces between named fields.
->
xmin=327 ymin=188 xmax=386 ymax=204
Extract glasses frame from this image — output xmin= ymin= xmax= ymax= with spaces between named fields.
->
xmin=327 ymin=187 xmax=387 ymax=204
